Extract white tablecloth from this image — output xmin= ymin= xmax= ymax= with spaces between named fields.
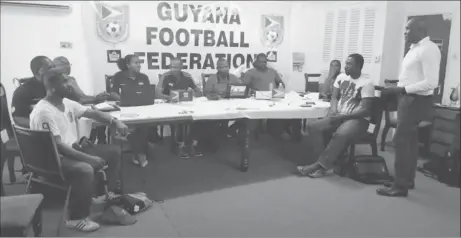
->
xmin=78 ymin=93 xmax=330 ymax=136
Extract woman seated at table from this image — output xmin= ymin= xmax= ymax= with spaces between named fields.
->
xmin=110 ymin=54 xmax=157 ymax=167
xmin=159 ymin=58 xmax=212 ymax=159
xmin=319 ymin=60 xmax=341 ymax=101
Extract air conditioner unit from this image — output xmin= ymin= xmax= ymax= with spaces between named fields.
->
xmin=1 ymin=1 xmax=72 ymax=11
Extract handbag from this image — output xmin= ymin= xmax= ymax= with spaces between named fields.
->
xmin=348 ymin=155 xmax=392 ymax=184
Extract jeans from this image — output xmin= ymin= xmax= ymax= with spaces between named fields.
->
xmin=89 ymin=126 xmax=107 ymax=144
xmin=61 ymin=144 xmax=120 ymax=220
xmin=393 ymin=94 xmax=434 ymax=189
xmin=308 ymin=117 xmax=369 ymax=170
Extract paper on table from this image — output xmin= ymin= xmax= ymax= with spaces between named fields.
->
xmin=94 ymin=102 xmax=115 ymax=110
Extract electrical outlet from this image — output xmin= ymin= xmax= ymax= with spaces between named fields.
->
xmin=60 ymin=42 xmax=72 ymax=49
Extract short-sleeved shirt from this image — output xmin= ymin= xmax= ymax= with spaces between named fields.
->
xmin=162 ymin=72 xmax=197 ymax=95
xmin=30 ymin=98 xmax=88 ymax=146
xmin=111 ymin=71 xmax=150 ymax=95
xmin=204 ymin=73 xmax=242 ymax=95
xmin=11 ymin=78 xmax=46 ymax=118
xmin=241 ymin=68 xmax=283 ymax=91
xmin=333 ymin=73 xmax=375 ymax=115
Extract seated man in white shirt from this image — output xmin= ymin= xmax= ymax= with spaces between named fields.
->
xmin=297 ymin=54 xmax=375 ymax=178
xmin=29 ymin=67 xmax=129 ymax=232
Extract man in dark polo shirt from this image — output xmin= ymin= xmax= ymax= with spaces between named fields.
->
xmin=11 ymin=56 xmax=53 ymax=128
xmin=242 ymin=54 xmax=301 ymax=141
xmin=161 ymin=58 xmax=202 ymax=98
xmin=160 ymin=58 xmax=206 ymax=159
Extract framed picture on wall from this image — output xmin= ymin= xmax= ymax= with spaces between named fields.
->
xmin=107 ymin=50 xmax=122 ymax=63
xmin=267 ymin=51 xmax=277 ymax=62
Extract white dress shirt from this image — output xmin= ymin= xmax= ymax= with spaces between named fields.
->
xmin=398 ymin=36 xmax=441 ymax=96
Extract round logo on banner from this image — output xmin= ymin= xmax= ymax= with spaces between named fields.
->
xmin=262 ymin=28 xmax=284 ymax=48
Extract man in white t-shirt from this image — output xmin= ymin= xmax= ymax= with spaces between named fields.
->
xmin=29 ymin=67 xmax=129 ymax=232
xmin=297 ymin=54 xmax=375 ymax=178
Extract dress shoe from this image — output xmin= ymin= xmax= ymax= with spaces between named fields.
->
xmin=376 ymin=187 xmax=408 ymax=197
xmin=384 ymin=181 xmax=415 ymax=189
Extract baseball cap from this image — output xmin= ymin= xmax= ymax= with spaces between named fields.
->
xmin=99 ymin=205 xmax=137 ymax=226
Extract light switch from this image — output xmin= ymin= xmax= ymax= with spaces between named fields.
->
xmin=60 ymin=42 xmax=72 ymax=49
xmin=374 ymin=55 xmax=381 ymax=63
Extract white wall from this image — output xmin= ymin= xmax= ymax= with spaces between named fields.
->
xmin=80 ymin=1 xmax=296 ymax=93
xmin=381 ymin=1 xmax=460 ymax=105
xmin=0 ymin=1 xmax=94 ymax=106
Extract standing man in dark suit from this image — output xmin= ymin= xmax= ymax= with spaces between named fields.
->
xmin=377 ymin=17 xmax=441 ymax=197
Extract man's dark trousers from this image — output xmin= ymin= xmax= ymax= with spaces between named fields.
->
xmin=393 ymin=94 xmax=434 ymax=189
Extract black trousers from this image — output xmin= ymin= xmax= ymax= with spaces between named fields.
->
xmin=393 ymin=94 xmax=434 ymax=189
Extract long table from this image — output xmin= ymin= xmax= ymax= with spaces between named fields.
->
xmin=95 ymin=93 xmax=330 ymax=172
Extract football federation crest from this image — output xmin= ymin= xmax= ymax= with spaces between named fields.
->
xmin=260 ymin=15 xmax=284 ymax=48
xmin=95 ymin=2 xmax=130 ymax=45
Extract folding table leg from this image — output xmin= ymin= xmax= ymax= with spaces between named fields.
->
xmin=240 ymin=119 xmax=251 ymax=172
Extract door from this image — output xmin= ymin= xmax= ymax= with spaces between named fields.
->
xmin=405 ymin=14 xmax=452 ymax=104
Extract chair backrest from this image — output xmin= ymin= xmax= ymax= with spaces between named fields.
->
xmin=157 ymin=74 xmax=164 ymax=88
xmin=12 ymin=77 xmax=31 ymax=88
xmin=12 ymin=125 xmax=64 ymax=180
xmin=304 ymin=73 xmax=321 ymax=93
xmin=368 ymin=94 xmax=385 ymax=138
xmin=201 ymin=73 xmax=212 ymax=94
xmin=105 ymin=75 xmax=114 ymax=93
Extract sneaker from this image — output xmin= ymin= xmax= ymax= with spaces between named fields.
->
xmin=65 ymin=218 xmax=100 ymax=232
xmin=191 ymin=145 xmax=203 ymax=157
xmin=178 ymin=145 xmax=191 ymax=159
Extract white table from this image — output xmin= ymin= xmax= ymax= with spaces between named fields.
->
xmin=82 ymin=93 xmax=330 ymax=172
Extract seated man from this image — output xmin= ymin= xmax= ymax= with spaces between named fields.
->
xmin=29 ymin=67 xmax=128 ymax=232
xmin=160 ymin=58 xmax=205 ymax=158
xmin=11 ymin=56 xmax=53 ymax=128
xmin=204 ymin=58 xmax=242 ymax=97
xmin=53 ymin=56 xmax=111 ymax=144
xmin=297 ymin=53 xmax=374 ymax=178
xmin=242 ymin=54 xmax=301 ymax=140
xmin=203 ymin=58 xmax=242 ymax=143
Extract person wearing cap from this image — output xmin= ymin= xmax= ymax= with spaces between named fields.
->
xmin=11 ymin=56 xmax=53 ymax=128
xmin=29 ymin=67 xmax=128 ymax=232
xmin=53 ymin=56 xmax=112 ymax=144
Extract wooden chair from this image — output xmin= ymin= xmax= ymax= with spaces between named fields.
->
xmin=302 ymin=73 xmax=322 ymax=131
xmin=12 ymin=125 xmax=109 ymax=236
xmin=380 ymin=92 xmax=433 ymax=152
xmin=336 ymin=95 xmax=385 ymax=176
xmin=201 ymin=73 xmax=212 ymax=95
xmin=304 ymin=73 xmax=322 ymax=93
xmin=1 ymin=194 xmax=44 ymax=237
xmin=1 ymin=82 xmax=22 ymax=184
xmin=13 ymin=77 xmax=31 ymax=88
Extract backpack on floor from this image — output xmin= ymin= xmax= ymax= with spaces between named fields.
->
xmin=436 ymin=149 xmax=460 ymax=188
xmin=108 ymin=192 xmax=153 ymax=214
